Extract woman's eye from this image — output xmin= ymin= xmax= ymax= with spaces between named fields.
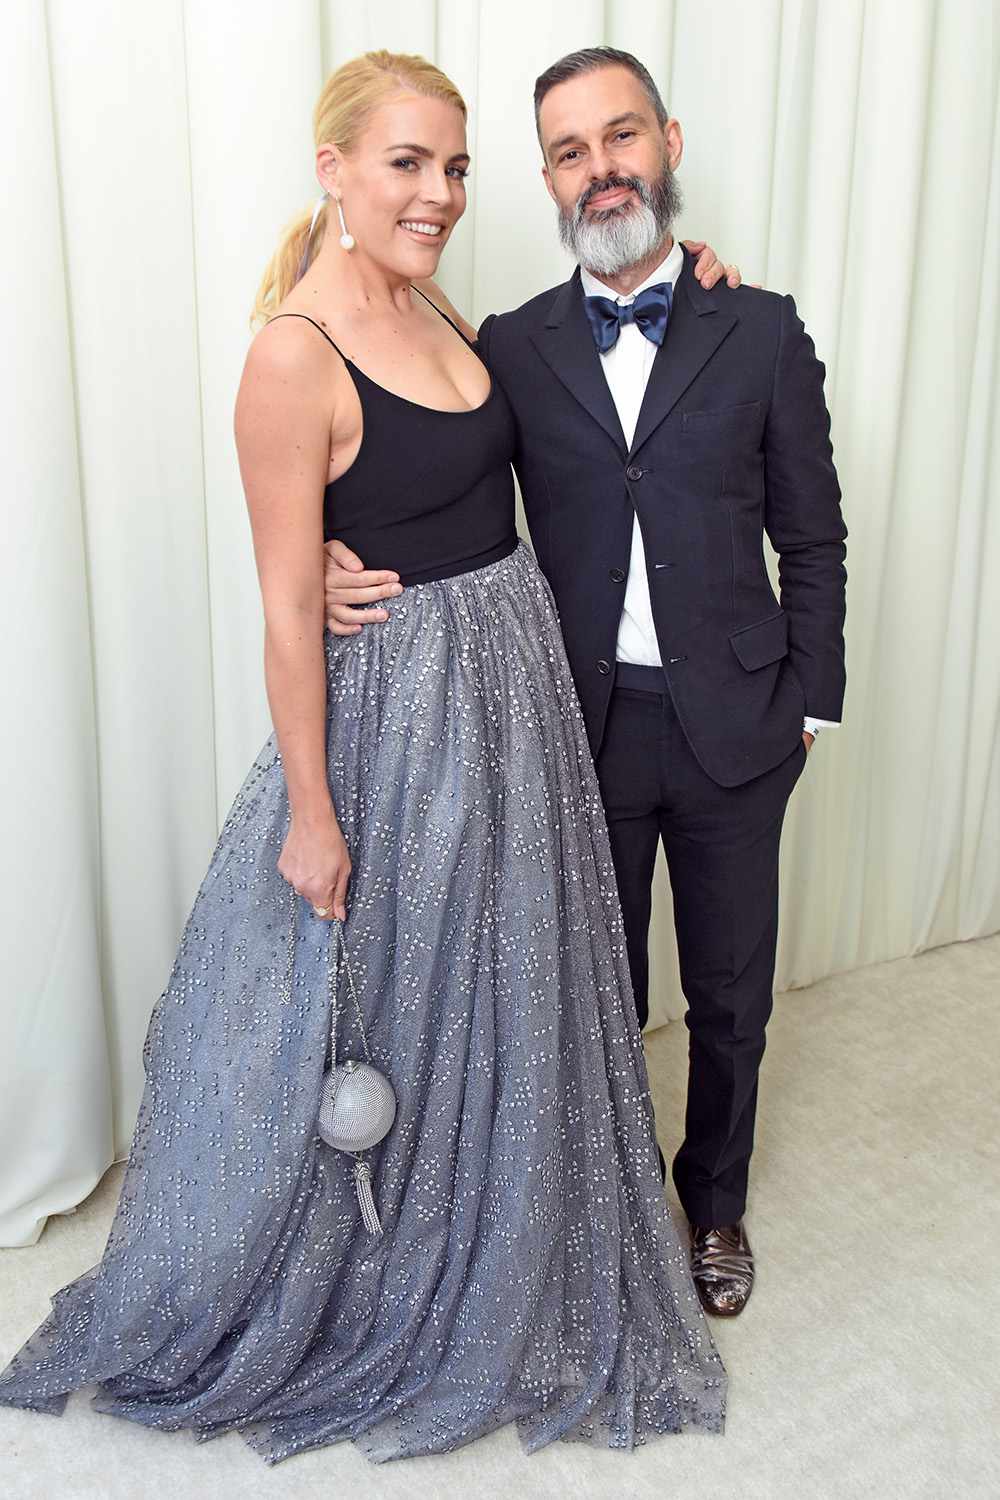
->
xmin=391 ymin=158 xmax=468 ymax=180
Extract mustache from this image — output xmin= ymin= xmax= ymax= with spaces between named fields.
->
xmin=575 ymin=175 xmax=646 ymax=218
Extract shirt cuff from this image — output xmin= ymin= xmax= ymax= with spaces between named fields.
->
xmin=803 ymin=716 xmax=840 ymax=736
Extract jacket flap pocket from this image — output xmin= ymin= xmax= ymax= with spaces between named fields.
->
xmin=681 ymin=401 xmax=763 ymax=434
xmin=729 ymin=610 xmax=788 ymax=670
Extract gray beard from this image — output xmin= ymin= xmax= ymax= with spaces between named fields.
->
xmin=557 ymin=164 xmax=684 ymax=279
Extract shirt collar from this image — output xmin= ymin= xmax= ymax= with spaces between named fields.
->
xmin=580 ymin=236 xmax=684 ymax=304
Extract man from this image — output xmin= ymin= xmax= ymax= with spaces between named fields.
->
xmin=323 ymin=47 xmax=847 ymax=1318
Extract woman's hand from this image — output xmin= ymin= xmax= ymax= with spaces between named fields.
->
xmin=323 ymin=538 xmax=402 ymax=636
xmin=681 ymin=241 xmax=745 ymax=290
xmin=278 ymin=808 xmax=352 ymax=921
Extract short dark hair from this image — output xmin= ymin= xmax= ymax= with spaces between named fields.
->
xmin=533 ymin=46 xmax=669 ymax=153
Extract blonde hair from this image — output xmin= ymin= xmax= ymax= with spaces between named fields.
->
xmin=250 ymin=50 xmax=468 ymax=330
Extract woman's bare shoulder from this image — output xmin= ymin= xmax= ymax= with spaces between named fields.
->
xmin=235 ymin=312 xmax=347 ymax=456
xmin=238 ymin=311 xmax=347 ymax=417
xmin=248 ymin=309 xmax=344 ymax=369
xmin=413 ymin=278 xmax=479 ymax=343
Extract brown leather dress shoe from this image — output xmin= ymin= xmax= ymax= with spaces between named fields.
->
xmin=689 ymin=1221 xmax=755 ymax=1316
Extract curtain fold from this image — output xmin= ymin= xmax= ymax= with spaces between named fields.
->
xmin=1 ymin=1 xmax=111 ymax=1247
xmin=2 ymin=0 xmax=997 ymax=1244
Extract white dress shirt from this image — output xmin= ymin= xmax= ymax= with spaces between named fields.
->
xmin=580 ymin=242 xmax=839 ymax=740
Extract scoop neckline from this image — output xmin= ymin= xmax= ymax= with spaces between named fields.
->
xmin=345 ymin=356 xmax=495 ymax=417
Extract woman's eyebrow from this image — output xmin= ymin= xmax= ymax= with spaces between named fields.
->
xmin=385 ymin=142 xmax=471 ymax=163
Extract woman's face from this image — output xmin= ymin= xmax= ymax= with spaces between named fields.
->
xmin=324 ymin=92 xmax=470 ymax=279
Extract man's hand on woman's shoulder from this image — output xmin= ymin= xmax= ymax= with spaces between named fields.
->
xmin=682 ymin=241 xmax=758 ymax=290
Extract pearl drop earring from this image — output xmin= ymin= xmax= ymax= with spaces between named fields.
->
xmin=335 ymin=196 xmax=355 ymax=251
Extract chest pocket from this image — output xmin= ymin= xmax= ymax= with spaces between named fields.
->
xmin=680 ymin=400 xmax=764 ymax=453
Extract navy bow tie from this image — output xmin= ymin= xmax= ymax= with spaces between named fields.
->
xmin=583 ymin=281 xmax=673 ymax=353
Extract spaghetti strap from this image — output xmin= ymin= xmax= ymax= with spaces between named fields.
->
xmin=270 ymin=300 xmax=474 ymax=360
xmin=411 ymin=284 xmax=477 ymax=348
xmin=267 ymin=312 xmax=347 ymax=358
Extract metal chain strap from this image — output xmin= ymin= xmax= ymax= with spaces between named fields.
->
xmin=283 ymin=883 xmax=374 ymax=1066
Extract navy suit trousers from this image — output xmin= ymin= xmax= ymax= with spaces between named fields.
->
xmin=595 ymin=663 xmax=808 ymax=1228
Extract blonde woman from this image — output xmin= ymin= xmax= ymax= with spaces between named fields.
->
xmin=0 ymin=52 xmax=736 ymax=1463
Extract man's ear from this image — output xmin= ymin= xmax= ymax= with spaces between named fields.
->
xmin=541 ymin=162 xmax=557 ymax=204
xmin=664 ymin=117 xmax=684 ymax=172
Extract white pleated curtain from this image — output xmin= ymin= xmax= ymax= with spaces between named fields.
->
xmin=2 ymin=0 xmax=997 ymax=1246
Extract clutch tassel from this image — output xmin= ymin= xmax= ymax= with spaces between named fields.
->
xmin=354 ymin=1157 xmax=383 ymax=1237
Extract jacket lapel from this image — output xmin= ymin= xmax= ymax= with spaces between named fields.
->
xmin=628 ymin=248 xmax=738 ymax=458
xmin=528 ymin=268 xmax=627 ymax=455
xmin=527 ymin=250 xmax=739 ymax=459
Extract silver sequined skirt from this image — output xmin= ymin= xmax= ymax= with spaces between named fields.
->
xmin=0 ymin=540 xmax=726 ymax=1463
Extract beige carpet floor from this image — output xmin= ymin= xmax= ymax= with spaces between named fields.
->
xmin=1 ymin=932 xmax=997 ymax=1500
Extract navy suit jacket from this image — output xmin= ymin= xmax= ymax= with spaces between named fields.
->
xmin=478 ymin=246 xmax=848 ymax=787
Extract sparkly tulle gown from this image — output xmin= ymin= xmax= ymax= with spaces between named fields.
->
xmin=0 ymin=296 xmax=726 ymax=1463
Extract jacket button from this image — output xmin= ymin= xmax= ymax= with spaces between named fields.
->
xmin=609 ymin=566 xmax=626 ymax=583
xmin=626 ymin=464 xmax=643 ymax=481
xmin=597 ymin=659 xmax=612 ymax=675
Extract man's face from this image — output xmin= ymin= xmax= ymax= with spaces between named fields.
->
xmin=538 ymin=64 xmax=684 ymax=277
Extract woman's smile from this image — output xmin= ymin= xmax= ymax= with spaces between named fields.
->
xmin=398 ymin=218 xmax=446 ymax=240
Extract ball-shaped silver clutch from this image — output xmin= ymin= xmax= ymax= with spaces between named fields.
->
xmin=318 ymin=1058 xmax=396 ymax=1153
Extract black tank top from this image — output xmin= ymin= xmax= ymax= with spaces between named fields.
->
xmin=267 ymin=290 xmax=518 ymax=585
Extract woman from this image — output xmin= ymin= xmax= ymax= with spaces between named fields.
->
xmin=0 ymin=51 xmax=735 ymax=1464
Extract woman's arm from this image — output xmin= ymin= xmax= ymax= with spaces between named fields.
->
xmin=234 ymin=321 xmax=350 ymax=917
